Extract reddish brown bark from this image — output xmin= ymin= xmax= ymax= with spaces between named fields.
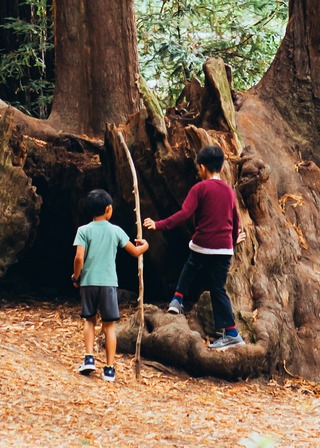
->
xmin=255 ymin=0 xmax=320 ymax=162
xmin=48 ymin=0 xmax=140 ymax=136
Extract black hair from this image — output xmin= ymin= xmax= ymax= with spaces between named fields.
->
xmin=86 ymin=189 xmax=113 ymax=218
xmin=197 ymin=145 xmax=224 ymax=173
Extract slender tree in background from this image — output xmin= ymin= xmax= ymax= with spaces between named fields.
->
xmin=0 ymin=0 xmax=54 ymax=118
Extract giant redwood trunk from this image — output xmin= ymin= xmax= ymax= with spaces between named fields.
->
xmin=105 ymin=0 xmax=320 ymax=382
xmin=228 ymin=0 xmax=320 ymax=381
xmin=48 ymin=0 xmax=141 ymax=136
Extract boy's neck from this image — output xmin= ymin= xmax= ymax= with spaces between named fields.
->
xmin=205 ymin=171 xmax=220 ymax=180
xmin=93 ymin=205 xmax=112 ymax=222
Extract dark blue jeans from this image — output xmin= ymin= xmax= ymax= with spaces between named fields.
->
xmin=175 ymin=250 xmax=235 ymax=329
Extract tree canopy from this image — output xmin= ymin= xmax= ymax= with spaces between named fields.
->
xmin=136 ymin=0 xmax=288 ymax=107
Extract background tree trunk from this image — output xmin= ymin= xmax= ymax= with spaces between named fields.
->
xmin=48 ymin=0 xmax=141 ymax=136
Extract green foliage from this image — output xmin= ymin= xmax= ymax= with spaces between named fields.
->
xmin=0 ymin=0 xmax=54 ymax=118
xmin=135 ymin=0 xmax=288 ymax=108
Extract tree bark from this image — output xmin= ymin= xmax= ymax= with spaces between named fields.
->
xmin=0 ymin=105 xmax=103 ymax=285
xmin=0 ymin=108 xmax=42 ymax=277
xmin=48 ymin=0 xmax=141 ymax=136
xmin=255 ymin=0 xmax=320 ymax=163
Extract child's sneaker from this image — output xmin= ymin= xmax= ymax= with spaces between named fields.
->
xmin=102 ymin=366 xmax=116 ymax=382
xmin=208 ymin=334 xmax=245 ymax=351
xmin=78 ymin=355 xmax=96 ymax=375
xmin=168 ymin=299 xmax=184 ymax=314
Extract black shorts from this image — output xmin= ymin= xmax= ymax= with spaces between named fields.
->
xmin=80 ymin=286 xmax=120 ymax=322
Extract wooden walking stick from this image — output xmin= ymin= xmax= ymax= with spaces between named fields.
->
xmin=118 ymin=131 xmax=144 ymax=379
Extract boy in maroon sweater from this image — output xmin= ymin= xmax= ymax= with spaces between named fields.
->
xmin=144 ymin=145 xmax=245 ymax=350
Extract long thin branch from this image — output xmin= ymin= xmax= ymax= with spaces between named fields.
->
xmin=118 ymin=131 xmax=144 ymax=380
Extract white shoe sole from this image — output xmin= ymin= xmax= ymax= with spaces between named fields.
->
xmin=79 ymin=365 xmax=96 ymax=374
xmin=168 ymin=306 xmax=180 ymax=314
xmin=209 ymin=341 xmax=245 ymax=351
xmin=102 ymin=375 xmax=115 ymax=382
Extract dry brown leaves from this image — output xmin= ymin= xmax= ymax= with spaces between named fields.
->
xmin=278 ymin=194 xmax=304 ymax=212
xmin=0 ymin=297 xmax=319 ymax=448
xmin=278 ymin=194 xmax=308 ymax=249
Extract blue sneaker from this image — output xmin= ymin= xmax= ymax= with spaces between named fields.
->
xmin=208 ymin=334 xmax=245 ymax=351
xmin=79 ymin=355 xmax=96 ymax=375
xmin=168 ymin=298 xmax=184 ymax=314
xmin=102 ymin=366 xmax=116 ymax=382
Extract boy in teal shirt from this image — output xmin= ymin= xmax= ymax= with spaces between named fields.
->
xmin=72 ymin=189 xmax=149 ymax=381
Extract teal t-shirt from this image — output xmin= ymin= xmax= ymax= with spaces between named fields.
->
xmin=73 ymin=220 xmax=130 ymax=287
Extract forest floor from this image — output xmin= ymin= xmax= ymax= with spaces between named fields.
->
xmin=0 ymin=297 xmax=320 ymax=448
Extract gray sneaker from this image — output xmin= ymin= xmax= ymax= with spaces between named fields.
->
xmin=208 ymin=334 xmax=245 ymax=351
xmin=168 ymin=298 xmax=184 ymax=314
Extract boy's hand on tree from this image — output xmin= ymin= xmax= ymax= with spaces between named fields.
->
xmin=236 ymin=229 xmax=246 ymax=244
xmin=143 ymin=218 xmax=156 ymax=230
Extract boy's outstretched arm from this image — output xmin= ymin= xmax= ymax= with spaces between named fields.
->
xmin=143 ymin=218 xmax=156 ymax=230
xmin=124 ymin=239 xmax=149 ymax=257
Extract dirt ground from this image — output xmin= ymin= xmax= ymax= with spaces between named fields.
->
xmin=0 ymin=297 xmax=319 ymax=448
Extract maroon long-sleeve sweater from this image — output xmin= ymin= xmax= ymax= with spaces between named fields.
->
xmin=155 ymin=179 xmax=239 ymax=249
